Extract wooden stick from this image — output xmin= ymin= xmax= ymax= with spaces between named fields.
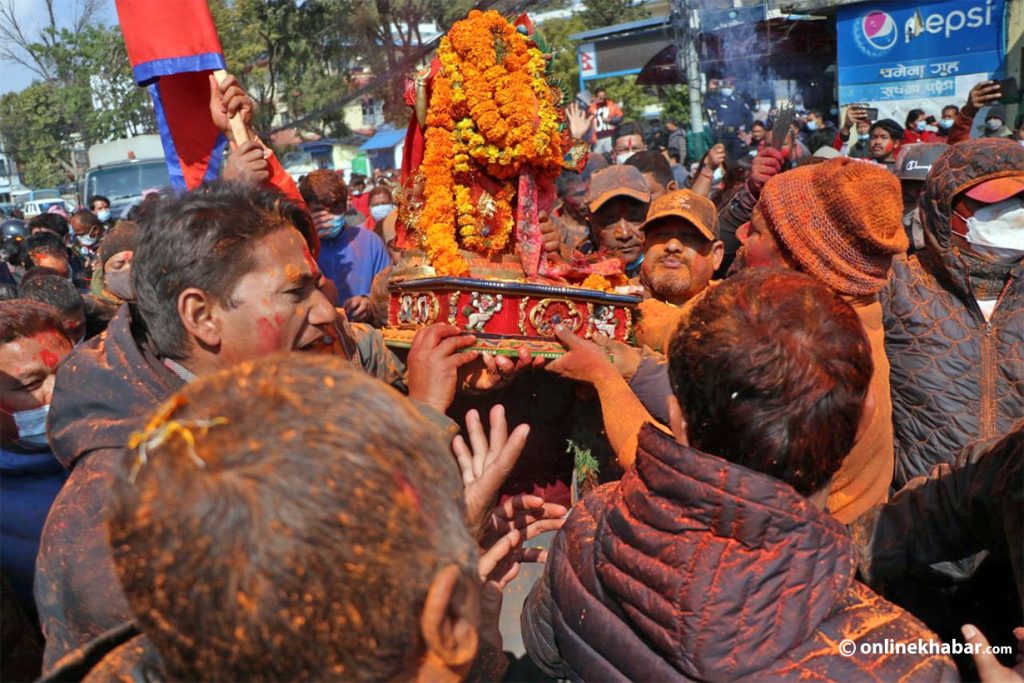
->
xmin=212 ymin=69 xmax=250 ymax=145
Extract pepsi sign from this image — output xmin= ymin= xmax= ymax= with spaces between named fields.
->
xmin=839 ymin=0 xmax=1007 ymax=89
xmin=853 ymin=10 xmax=900 ymax=58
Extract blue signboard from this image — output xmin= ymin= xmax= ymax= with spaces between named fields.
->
xmin=837 ymin=0 xmax=1005 ymax=101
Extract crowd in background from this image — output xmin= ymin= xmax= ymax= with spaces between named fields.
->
xmin=0 ymin=70 xmax=1021 ymax=683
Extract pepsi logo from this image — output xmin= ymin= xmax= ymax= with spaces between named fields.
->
xmin=854 ymin=10 xmax=899 ymax=57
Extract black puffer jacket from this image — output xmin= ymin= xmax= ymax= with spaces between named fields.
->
xmin=521 ymin=425 xmax=957 ymax=682
xmin=881 ymin=138 xmax=1024 ymax=487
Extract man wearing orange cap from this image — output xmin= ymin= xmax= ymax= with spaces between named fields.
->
xmin=638 ymin=189 xmax=723 ymax=306
xmin=882 ymin=138 xmax=1024 ymax=488
xmin=581 ymin=166 xmax=652 ymax=278
xmin=731 ymin=156 xmax=908 ymax=524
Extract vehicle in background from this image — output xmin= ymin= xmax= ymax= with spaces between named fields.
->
xmin=80 ymin=135 xmax=168 ymax=219
xmin=23 ymin=197 xmax=75 ymax=219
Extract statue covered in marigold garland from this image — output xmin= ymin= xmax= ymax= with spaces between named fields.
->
xmin=383 ymin=10 xmax=639 ymax=358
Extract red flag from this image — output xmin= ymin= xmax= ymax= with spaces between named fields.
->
xmin=115 ymin=0 xmax=228 ymax=190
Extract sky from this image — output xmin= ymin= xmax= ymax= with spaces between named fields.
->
xmin=0 ymin=0 xmax=118 ymax=94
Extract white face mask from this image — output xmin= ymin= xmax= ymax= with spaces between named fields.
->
xmin=958 ymin=197 xmax=1024 ymax=264
xmin=370 ymin=204 xmax=394 ymax=221
xmin=3 ymin=404 xmax=50 ymax=450
xmin=78 ymin=234 xmax=97 ymax=247
xmin=986 ymin=118 xmax=1003 ymax=132
xmin=616 ymin=152 xmax=634 ymax=165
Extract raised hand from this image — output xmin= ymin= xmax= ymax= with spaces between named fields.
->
xmin=565 ymin=102 xmax=595 ymax=140
xmin=452 ymin=405 xmax=530 ymax=535
xmin=208 ymin=73 xmax=254 ymax=143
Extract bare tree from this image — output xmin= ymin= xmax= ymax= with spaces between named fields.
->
xmin=0 ymin=0 xmax=102 ymax=80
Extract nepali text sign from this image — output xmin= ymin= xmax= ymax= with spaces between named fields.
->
xmin=837 ymin=0 xmax=1005 ymax=113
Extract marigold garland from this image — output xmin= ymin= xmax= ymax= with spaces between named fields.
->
xmin=418 ymin=10 xmax=567 ymax=274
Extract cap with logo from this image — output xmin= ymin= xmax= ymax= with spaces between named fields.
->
xmin=587 ymin=165 xmax=652 ymax=212
xmin=895 ymin=143 xmax=948 ymax=181
xmin=640 ymin=189 xmax=719 ymax=241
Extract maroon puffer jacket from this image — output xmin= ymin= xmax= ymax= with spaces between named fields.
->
xmin=522 ymin=424 xmax=957 ymax=682
xmin=881 ymin=138 xmax=1024 ymax=487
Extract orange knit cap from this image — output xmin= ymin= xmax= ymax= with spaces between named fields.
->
xmin=758 ymin=157 xmax=908 ymax=297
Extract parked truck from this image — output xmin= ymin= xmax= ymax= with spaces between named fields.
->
xmin=80 ymin=135 xmax=168 ymax=219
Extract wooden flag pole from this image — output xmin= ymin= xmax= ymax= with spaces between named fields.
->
xmin=213 ymin=69 xmax=250 ymax=145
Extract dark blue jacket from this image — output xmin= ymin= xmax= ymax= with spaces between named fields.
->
xmin=0 ymin=447 xmax=67 ymax=615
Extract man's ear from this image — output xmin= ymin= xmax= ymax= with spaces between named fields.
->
xmin=667 ymin=395 xmax=689 ymax=446
xmin=853 ymin=387 xmax=877 ymax=445
xmin=178 ymin=288 xmax=221 ymax=350
xmin=667 ymin=179 xmax=678 ymax=192
xmin=710 ymin=240 xmax=725 ymax=271
xmin=419 ymin=564 xmax=479 ymax=682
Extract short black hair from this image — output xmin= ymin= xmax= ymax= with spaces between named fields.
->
xmin=25 ymin=232 xmax=68 ymax=261
xmin=27 ymin=213 xmax=68 ymax=238
xmin=941 ymin=105 xmax=959 ymax=117
xmin=668 ymin=269 xmax=872 ymax=496
xmin=614 ymin=121 xmax=642 ymax=141
xmin=626 ymin=150 xmax=674 ymax=189
xmin=870 ymin=119 xmax=904 ymax=141
xmin=71 ymin=209 xmax=103 ymax=230
xmin=0 ymin=283 xmax=18 ymax=301
xmin=132 ymin=182 xmax=315 ymax=360
xmin=88 ymin=195 xmax=111 ymax=209
xmin=0 ymin=298 xmax=69 ymax=345
xmin=904 ymin=108 xmax=926 ymax=128
xmin=18 ymin=273 xmax=84 ymax=318
xmin=108 ymin=354 xmax=474 ymax=682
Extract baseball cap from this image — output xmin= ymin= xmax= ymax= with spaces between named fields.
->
xmin=587 ymin=166 xmax=652 ymax=212
xmin=640 ymin=189 xmax=719 ymax=241
xmin=895 ymin=143 xmax=948 ymax=181
xmin=964 ymin=174 xmax=1024 ymax=203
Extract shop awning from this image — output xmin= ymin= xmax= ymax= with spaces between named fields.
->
xmin=359 ymin=128 xmax=406 ymax=151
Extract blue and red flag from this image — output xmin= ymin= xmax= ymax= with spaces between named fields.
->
xmin=115 ymin=0 xmax=228 ymax=190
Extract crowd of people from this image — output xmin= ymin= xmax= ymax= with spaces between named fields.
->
xmin=0 ymin=70 xmax=1021 ymax=683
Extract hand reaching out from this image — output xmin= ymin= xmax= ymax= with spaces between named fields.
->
xmin=459 ymin=348 xmax=545 ymax=394
xmin=961 ymin=624 xmax=1024 ymax=682
xmin=545 ymin=324 xmax=619 ymax=386
xmin=452 ymin=405 xmax=530 ymax=536
xmin=565 ymin=102 xmax=594 ymax=140
xmin=406 ymin=324 xmax=478 ymax=414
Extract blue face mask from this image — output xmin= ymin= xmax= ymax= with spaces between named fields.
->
xmin=720 ymin=87 xmax=734 ymax=98
xmin=858 ymin=133 xmax=870 ymax=142
xmin=96 ymin=209 xmax=111 ymax=222
xmin=320 ymin=214 xmax=345 ymax=239
xmin=939 ymin=118 xmax=954 ymax=129
xmin=915 ymin=121 xmax=927 ymax=132
xmin=806 ymin=120 xmax=819 ymax=132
